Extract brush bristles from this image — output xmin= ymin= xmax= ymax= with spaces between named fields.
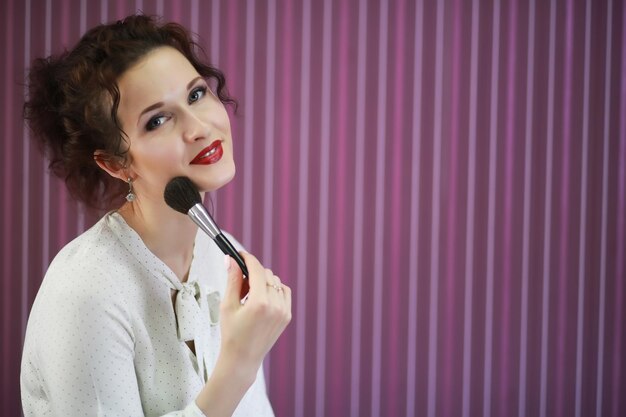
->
xmin=164 ymin=176 xmax=202 ymax=214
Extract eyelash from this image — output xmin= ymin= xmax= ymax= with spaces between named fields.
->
xmin=144 ymin=85 xmax=208 ymax=132
xmin=188 ymin=85 xmax=207 ymax=104
xmin=145 ymin=115 xmax=168 ymax=131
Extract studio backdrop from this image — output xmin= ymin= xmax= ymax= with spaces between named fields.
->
xmin=1 ymin=0 xmax=625 ymax=416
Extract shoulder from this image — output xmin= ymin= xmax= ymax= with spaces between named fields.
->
xmin=42 ymin=218 xmax=132 ymax=295
xmin=29 ymin=215 xmax=139 ymax=327
xmin=23 ymin=218 xmax=138 ymax=367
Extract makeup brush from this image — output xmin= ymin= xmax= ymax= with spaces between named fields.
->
xmin=164 ymin=176 xmax=249 ymax=278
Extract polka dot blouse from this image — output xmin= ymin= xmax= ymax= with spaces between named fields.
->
xmin=21 ymin=212 xmax=274 ymax=416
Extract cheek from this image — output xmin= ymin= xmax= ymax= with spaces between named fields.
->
xmin=211 ymin=105 xmax=232 ymax=133
xmin=132 ymin=142 xmax=182 ymax=173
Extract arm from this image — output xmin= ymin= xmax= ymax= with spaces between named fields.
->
xmin=26 ymin=279 xmax=146 ymax=416
xmin=24 ymin=275 xmax=203 ymax=417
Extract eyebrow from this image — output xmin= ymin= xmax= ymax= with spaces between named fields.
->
xmin=136 ymin=76 xmax=205 ymax=124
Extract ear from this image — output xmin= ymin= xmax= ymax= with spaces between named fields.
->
xmin=93 ymin=150 xmax=132 ymax=181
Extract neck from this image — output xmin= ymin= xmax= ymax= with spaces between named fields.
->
xmin=117 ymin=194 xmax=202 ymax=282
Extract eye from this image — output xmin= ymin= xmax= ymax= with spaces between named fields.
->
xmin=188 ymin=86 xmax=207 ymax=104
xmin=145 ymin=115 xmax=168 ymax=131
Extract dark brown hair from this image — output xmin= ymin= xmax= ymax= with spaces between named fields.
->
xmin=24 ymin=14 xmax=235 ymax=209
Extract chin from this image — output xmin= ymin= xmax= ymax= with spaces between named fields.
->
xmin=197 ymin=163 xmax=236 ymax=192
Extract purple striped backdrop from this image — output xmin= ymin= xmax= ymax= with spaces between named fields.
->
xmin=1 ymin=0 xmax=625 ymax=416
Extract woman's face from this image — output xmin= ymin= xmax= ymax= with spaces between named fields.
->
xmin=116 ymin=46 xmax=235 ymax=203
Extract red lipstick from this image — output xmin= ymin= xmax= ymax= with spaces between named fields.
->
xmin=190 ymin=140 xmax=223 ymax=165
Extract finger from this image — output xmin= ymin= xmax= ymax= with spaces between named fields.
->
xmin=266 ymin=280 xmax=291 ymax=326
xmin=222 ymin=255 xmax=244 ymax=308
xmin=265 ymin=276 xmax=284 ymax=306
xmin=281 ymin=285 xmax=292 ymax=321
xmin=239 ymin=252 xmax=269 ymax=300
xmin=264 ymin=272 xmax=281 ymax=292
xmin=272 ymin=275 xmax=282 ymax=287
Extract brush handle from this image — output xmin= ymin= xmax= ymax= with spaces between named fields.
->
xmin=214 ymin=233 xmax=249 ymax=278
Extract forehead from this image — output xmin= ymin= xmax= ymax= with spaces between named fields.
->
xmin=117 ymin=46 xmax=199 ymax=104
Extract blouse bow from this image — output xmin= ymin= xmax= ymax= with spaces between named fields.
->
xmin=173 ymin=280 xmax=221 ymax=383
xmin=174 ymin=280 xmax=221 ymax=342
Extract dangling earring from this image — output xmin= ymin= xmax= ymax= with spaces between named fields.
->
xmin=125 ymin=178 xmax=136 ymax=202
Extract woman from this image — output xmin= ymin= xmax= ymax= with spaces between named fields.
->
xmin=20 ymin=14 xmax=291 ymax=417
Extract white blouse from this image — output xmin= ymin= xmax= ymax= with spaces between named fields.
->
xmin=21 ymin=212 xmax=274 ymax=416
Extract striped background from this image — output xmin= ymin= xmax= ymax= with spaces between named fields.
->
xmin=1 ymin=0 xmax=625 ymax=416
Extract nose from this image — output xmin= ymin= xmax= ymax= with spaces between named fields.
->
xmin=181 ymin=107 xmax=211 ymax=143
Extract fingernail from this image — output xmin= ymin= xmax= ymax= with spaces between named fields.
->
xmin=224 ymin=254 xmax=232 ymax=271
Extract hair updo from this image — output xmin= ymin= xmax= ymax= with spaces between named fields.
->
xmin=24 ymin=14 xmax=234 ymax=209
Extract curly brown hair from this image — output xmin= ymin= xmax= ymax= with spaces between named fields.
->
xmin=24 ymin=14 xmax=235 ymax=209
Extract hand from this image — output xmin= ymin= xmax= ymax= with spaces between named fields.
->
xmin=195 ymin=252 xmax=291 ymax=415
xmin=218 ymin=252 xmax=292 ymax=376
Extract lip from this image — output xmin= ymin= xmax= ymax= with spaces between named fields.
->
xmin=190 ymin=140 xmax=224 ymax=165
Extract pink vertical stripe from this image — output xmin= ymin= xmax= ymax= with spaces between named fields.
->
xmin=555 ymin=1 xmax=575 ymax=415
xmin=500 ymin=0 xmax=518 ymax=414
xmin=406 ymin=0 xmax=423 ymax=416
xmin=205 ymin=0 xmax=220 ymax=210
xmin=220 ymin=0 xmax=238 ymax=230
xmin=170 ymin=0 xmax=181 ymax=23
xmin=81 ymin=0 xmax=87 ymax=30
xmin=114 ymin=0 xmax=128 ymax=19
xmin=484 ymin=1 xmax=502 ymax=415
xmin=21 ymin=0 xmax=32 ymax=341
xmin=371 ymin=0 xmax=389 ymax=415
xmin=241 ymin=0 xmax=255 ymax=248
xmin=57 ymin=0 xmax=71 ymax=248
xmin=189 ymin=0 xmax=198 ymax=33
xmin=575 ymin=3 xmax=592 ymax=416
xmin=540 ymin=1 xmax=557 ymax=416
xmin=314 ymin=0 xmax=332 ymax=414
xmin=611 ymin=3 xmax=626 ymax=415
xmin=210 ymin=0 xmax=220 ymax=65
xmin=442 ymin=0 xmax=462 ymax=414
xmin=100 ymin=0 xmax=107 ymax=23
xmin=387 ymin=0 xmax=406 ymax=415
xmin=2 ymin=0 xmax=15 ymax=397
xmin=77 ymin=0 xmax=87 ymax=233
xmin=427 ymin=1 xmax=444 ymax=416
xmin=261 ymin=0 xmax=276 ymax=392
xmin=519 ymin=0 xmax=536 ymax=415
xmin=262 ymin=0 xmax=276 ymax=266
xmin=596 ymin=0 xmax=613 ymax=415
xmin=462 ymin=0 xmax=480 ymax=416
xmin=294 ymin=1 xmax=311 ymax=416
xmin=275 ymin=0 xmax=293 ymax=411
xmin=350 ymin=1 xmax=367 ymax=415
xmin=330 ymin=0 xmax=349 ymax=413
xmin=207 ymin=0 xmax=221 ymax=216
xmin=42 ymin=0 xmax=52 ymax=269
xmin=276 ymin=0 xmax=296 ymax=285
